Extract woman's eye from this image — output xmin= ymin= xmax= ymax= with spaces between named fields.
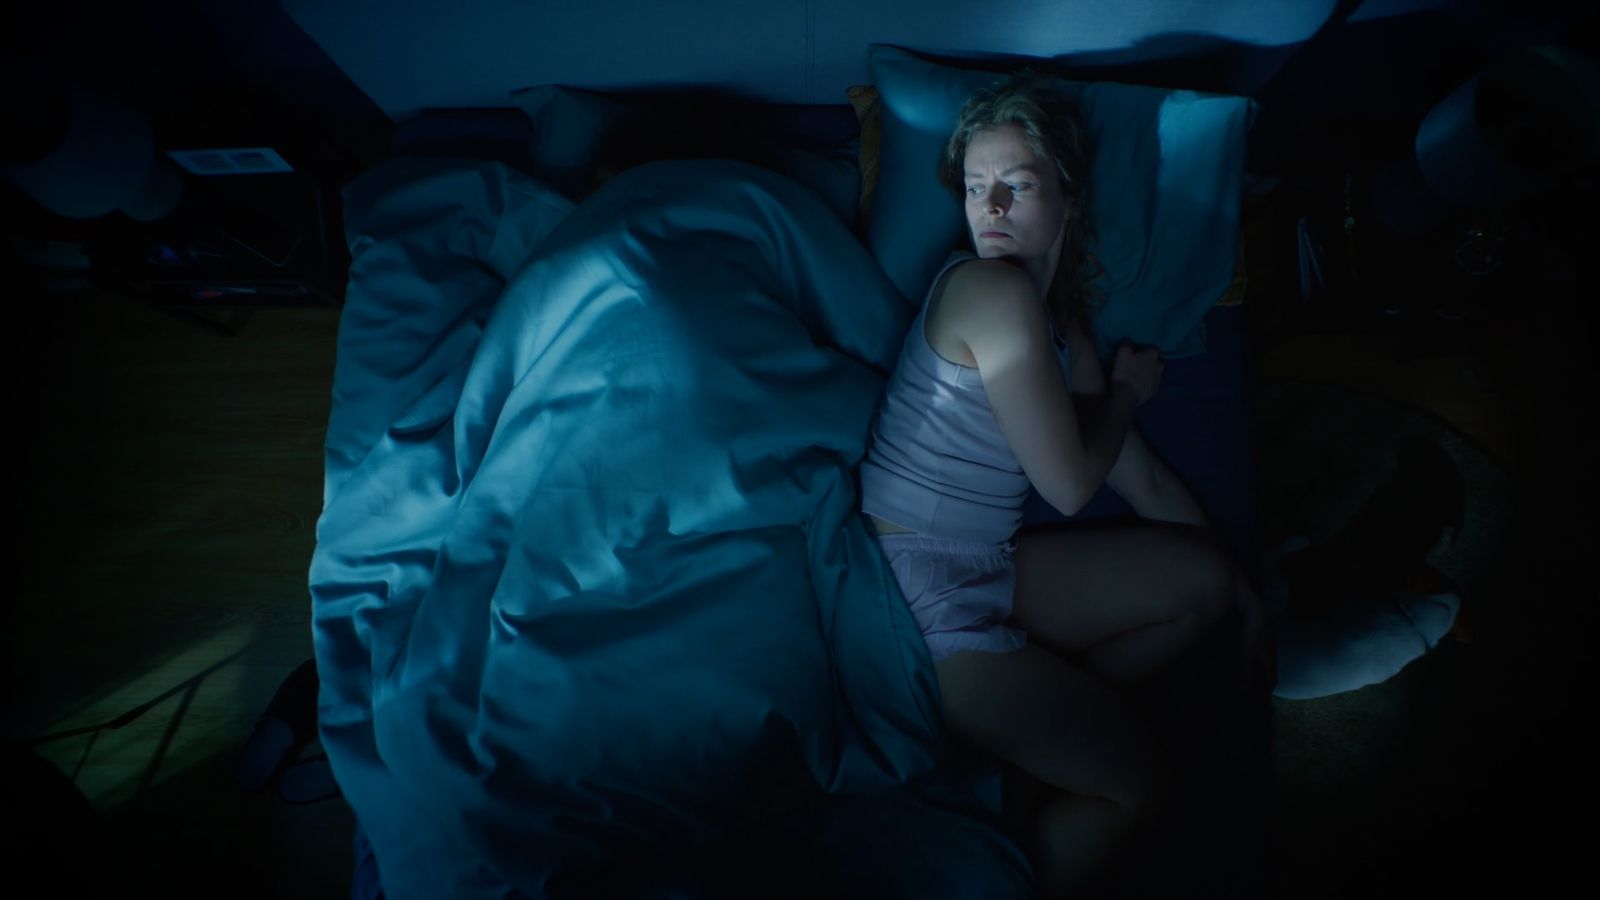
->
xmin=967 ymin=186 xmax=982 ymax=196
xmin=1010 ymin=183 xmax=1030 ymax=192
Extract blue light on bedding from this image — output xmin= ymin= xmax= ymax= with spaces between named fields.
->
xmin=312 ymin=158 xmax=1033 ymax=898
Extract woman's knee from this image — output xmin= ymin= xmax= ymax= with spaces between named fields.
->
xmin=1182 ymin=530 xmax=1240 ymax=625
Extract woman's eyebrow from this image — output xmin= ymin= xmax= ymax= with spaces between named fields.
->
xmin=965 ymin=165 xmax=1038 ymax=179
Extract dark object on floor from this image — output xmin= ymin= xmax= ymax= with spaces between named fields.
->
xmin=234 ymin=659 xmax=339 ymax=803
xmin=83 ymin=168 xmax=348 ymax=339
xmin=1281 ymin=436 xmax=1464 ymax=620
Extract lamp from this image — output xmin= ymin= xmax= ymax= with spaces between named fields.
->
xmin=1369 ymin=44 xmax=1600 ymax=238
xmin=3 ymin=70 xmax=184 ymax=221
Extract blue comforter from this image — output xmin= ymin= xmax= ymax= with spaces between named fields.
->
xmin=311 ymin=158 xmax=1031 ymax=898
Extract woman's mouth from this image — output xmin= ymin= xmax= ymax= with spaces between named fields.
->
xmin=980 ymin=231 xmax=1010 ymax=238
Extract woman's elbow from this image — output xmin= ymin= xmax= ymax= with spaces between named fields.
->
xmin=1106 ymin=456 xmax=1158 ymax=509
xmin=1042 ymin=479 xmax=1097 ymax=519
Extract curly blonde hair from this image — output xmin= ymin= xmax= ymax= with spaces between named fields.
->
xmin=938 ymin=70 xmax=1105 ymax=334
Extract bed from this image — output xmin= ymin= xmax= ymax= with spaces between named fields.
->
xmin=308 ymin=35 xmax=1281 ymax=900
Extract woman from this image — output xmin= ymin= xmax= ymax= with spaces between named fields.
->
xmin=858 ymin=72 xmax=1273 ymax=896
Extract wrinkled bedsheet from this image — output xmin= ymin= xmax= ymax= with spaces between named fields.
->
xmin=311 ymin=157 xmax=1032 ymax=898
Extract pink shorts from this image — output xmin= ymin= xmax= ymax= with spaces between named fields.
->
xmin=875 ymin=532 xmax=1029 ymax=664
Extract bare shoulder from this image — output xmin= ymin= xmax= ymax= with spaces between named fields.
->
xmin=942 ymin=258 xmax=1034 ymax=308
xmin=937 ymin=259 xmax=1047 ymax=354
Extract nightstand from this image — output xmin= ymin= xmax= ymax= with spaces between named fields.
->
xmin=1249 ymin=159 xmax=1588 ymax=471
xmin=85 ymin=169 xmax=347 ymax=336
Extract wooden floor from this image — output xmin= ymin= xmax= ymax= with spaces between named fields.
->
xmin=10 ymin=290 xmax=353 ymax=898
xmin=6 ymin=253 xmax=1578 ymax=896
xmin=1250 ymin=278 xmax=1551 ymax=478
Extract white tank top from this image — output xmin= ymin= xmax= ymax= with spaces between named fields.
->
xmin=859 ymin=251 xmax=1073 ymax=543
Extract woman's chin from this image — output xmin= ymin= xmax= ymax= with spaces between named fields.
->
xmin=970 ymin=244 xmax=1029 ymax=268
xmin=973 ymin=235 xmax=1024 ymax=256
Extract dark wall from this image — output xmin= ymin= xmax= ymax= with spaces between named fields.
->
xmin=3 ymin=0 xmax=392 ymax=174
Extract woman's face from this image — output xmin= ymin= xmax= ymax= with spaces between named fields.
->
xmin=962 ymin=124 xmax=1069 ymax=268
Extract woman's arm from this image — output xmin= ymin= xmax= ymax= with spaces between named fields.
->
xmin=1064 ymin=321 xmax=1213 ymax=530
xmin=1103 ymin=428 xmax=1213 ymax=529
xmin=950 ymin=261 xmax=1137 ymax=516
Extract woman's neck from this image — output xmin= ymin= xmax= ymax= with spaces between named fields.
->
xmin=1020 ymin=257 xmax=1054 ymax=303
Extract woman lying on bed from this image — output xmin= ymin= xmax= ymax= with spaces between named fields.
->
xmin=858 ymin=72 xmax=1274 ymax=897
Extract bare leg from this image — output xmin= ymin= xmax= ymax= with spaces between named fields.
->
xmin=1003 ymin=767 xmax=1171 ymax=898
xmin=1030 ymin=791 xmax=1150 ymax=898
xmin=1011 ymin=522 xmax=1238 ymax=692
xmin=993 ymin=523 xmax=1251 ymax=893
xmin=1075 ymin=612 xmax=1209 ymax=689
xmin=935 ymin=646 xmax=1174 ymax=897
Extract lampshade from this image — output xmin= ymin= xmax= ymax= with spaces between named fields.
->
xmin=1415 ymin=44 xmax=1600 ymax=212
xmin=3 ymin=79 xmax=184 ymax=221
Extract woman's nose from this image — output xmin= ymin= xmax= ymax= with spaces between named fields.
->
xmin=986 ymin=188 xmax=1009 ymax=215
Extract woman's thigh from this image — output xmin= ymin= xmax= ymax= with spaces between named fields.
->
xmin=1011 ymin=522 xmax=1234 ymax=657
xmin=934 ymin=645 xmax=1163 ymax=808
